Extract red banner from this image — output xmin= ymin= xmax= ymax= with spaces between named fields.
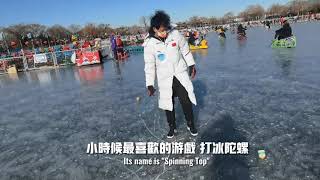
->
xmin=76 ymin=51 xmax=101 ymax=66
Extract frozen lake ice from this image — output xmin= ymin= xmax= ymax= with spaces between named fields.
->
xmin=0 ymin=22 xmax=319 ymax=180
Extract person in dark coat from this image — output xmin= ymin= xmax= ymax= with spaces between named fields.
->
xmin=274 ymin=20 xmax=292 ymax=40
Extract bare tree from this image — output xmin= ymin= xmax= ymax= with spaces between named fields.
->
xmin=189 ymin=16 xmax=202 ymax=27
xmin=208 ymin=17 xmax=219 ymax=25
xmin=128 ymin=25 xmax=144 ymax=35
xmin=223 ymin=12 xmax=235 ymax=23
xmin=68 ymin=24 xmax=82 ymax=34
xmin=289 ymin=0 xmax=310 ymax=15
xmin=114 ymin=26 xmax=132 ymax=35
xmin=239 ymin=4 xmax=265 ymax=21
xmin=268 ymin=4 xmax=287 ymax=16
xmin=247 ymin=5 xmax=265 ymax=20
xmin=3 ymin=24 xmax=29 ymax=40
xmin=47 ymin=25 xmax=71 ymax=41
xmin=80 ymin=23 xmax=99 ymax=39
xmin=27 ymin=24 xmax=46 ymax=38
xmin=308 ymin=1 xmax=320 ymax=13
xmin=139 ymin=16 xmax=149 ymax=31
xmin=101 ymin=24 xmax=113 ymax=37
xmin=238 ymin=11 xmax=249 ymax=21
xmin=0 ymin=28 xmax=3 ymax=41
xmin=198 ymin=17 xmax=209 ymax=26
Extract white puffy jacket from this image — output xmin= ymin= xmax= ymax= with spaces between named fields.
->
xmin=143 ymin=29 xmax=197 ymax=111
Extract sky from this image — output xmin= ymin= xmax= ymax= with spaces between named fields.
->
xmin=0 ymin=0 xmax=289 ymax=28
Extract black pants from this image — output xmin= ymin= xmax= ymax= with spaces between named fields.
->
xmin=165 ymin=77 xmax=195 ymax=128
xmin=275 ymin=32 xmax=286 ymax=40
xmin=117 ymin=47 xmax=124 ymax=54
xmin=112 ymin=49 xmax=117 ymax=60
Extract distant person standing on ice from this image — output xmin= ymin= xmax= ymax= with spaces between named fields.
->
xmin=116 ymin=35 xmax=124 ymax=57
xmin=110 ymin=33 xmax=117 ymax=59
xmin=188 ymin=31 xmax=196 ymax=45
xmin=266 ymin=21 xmax=271 ymax=29
xmin=280 ymin=16 xmax=285 ymax=25
xmin=143 ymin=10 xmax=198 ymax=138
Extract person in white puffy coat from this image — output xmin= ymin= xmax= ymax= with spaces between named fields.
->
xmin=143 ymin=11 xmax=198 ymax=138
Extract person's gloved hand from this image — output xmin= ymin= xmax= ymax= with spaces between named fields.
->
xmin=147 ymin=86 xmax=156 ymax=96
xmin=189 ymin=65 xmax=196 ymax=79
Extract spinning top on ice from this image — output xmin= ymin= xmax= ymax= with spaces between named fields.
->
xmin=258 ymin=150 xmax=266 ymax=160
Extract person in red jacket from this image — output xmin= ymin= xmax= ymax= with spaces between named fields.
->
xmin=116 ymin=35 xmax=125 ymax=59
